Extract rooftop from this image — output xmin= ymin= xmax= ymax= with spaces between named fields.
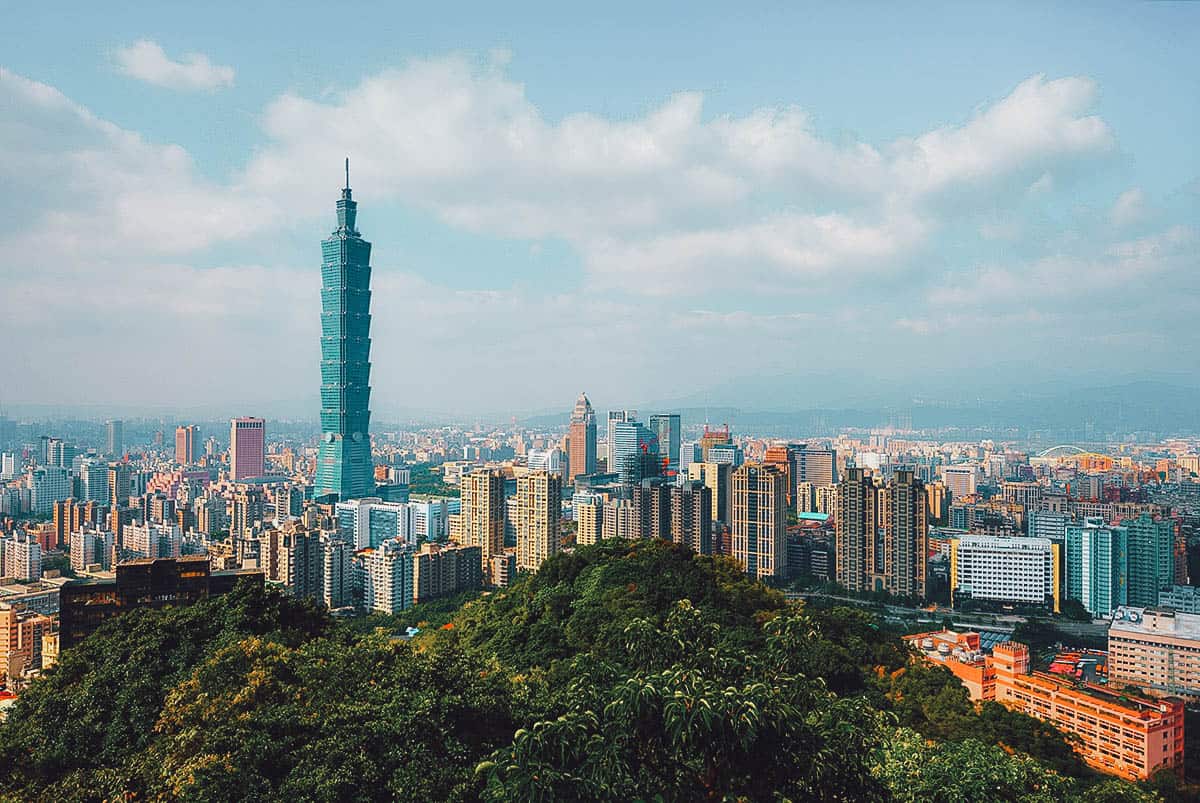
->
xmin=1109 ymin=605 xmax=1200 ymax=640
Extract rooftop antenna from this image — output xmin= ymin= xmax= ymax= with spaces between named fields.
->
xmin=345 ymin=157 xmax=350 ymax=190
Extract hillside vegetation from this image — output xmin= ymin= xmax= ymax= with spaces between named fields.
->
xmin=0 ymin=539 xmax=1173 ymax=801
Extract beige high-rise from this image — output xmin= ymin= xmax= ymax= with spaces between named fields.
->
xmin=731 ymin=462 xmax=787 ymax=580
xmin=457 ymin=469 xmax=506 ymax=585
xmin=835 ymin=468 xmax=927 ymax=598
xmin=516 ymin=471 xmax=562 ymax=573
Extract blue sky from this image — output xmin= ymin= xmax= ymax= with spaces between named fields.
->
xmin=1 ymin=3 xmax=1197 ymax=418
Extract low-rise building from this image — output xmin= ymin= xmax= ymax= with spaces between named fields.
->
xmin=1109 ymin=606 xmax=1200 ymax=699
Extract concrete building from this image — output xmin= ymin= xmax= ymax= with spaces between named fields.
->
xmin=358 ymin=539 xmax=415 ymax=614
xmin=950 ymin=535 xmax=1060 ymax=612
xmin=941 ymin=465 xmax=978 ymax=499
xmin=454 ymin=469 xmax=505 ymax=585
xmin=567 ymin=393 xmax=597 ymax=481
xmin=122 ymin=522 xmax=183 ymax=560
xmin=992 ymin=642 xmax=1183 ymax=782
xmin=1124 ymin=515 xmax=1175 ymax=608
xmin=1109 ymin=606 xmax=1200 ymax=699
xmin=105 ymin=420 xmax=123 ymax=457
xmin=1027 ymin=509 xmax=1070 ymax=542
xmin=526 ymin=448 xmax=563 ymax=475
xmin=515 ymin=471 xmax=561 ymax=573
xmin=731 ymin=462 xmax=787 ymax=580
xmin=669 ymin=481 xmax=713 ymax=555
xmin=2 ymin=533 xmax=41 ymax=582
xmin=1159 ymin=585 xmax=1200 ymax=614
xmin=335 ymin=497 xmax=414 ymax=549
xmin=835 ymin=468 xmax=927 ymax=599
xmin=490 ymin=552 xmax=516 ymax=589
xmin=70 ymin=529 xmax=113 ymax=573
xmin=413 ymin=541 xmax=483 ymax=604
xmin=229 ymin=417 xmax=265 ymax=481
xmin=573 ymin=491 xmax=604 ymax=547
xmin=30 ymin=466 xmax=70 ymax=515
xmin=686 ymin=461 xmax=732 ymax=523
xmin=1066 ymin=517 xmax=1128 ymax=617
xmin=175 ymin=425 xmax=198 ymax=464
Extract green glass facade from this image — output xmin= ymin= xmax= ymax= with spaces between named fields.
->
xmin=315 ymin=171 xmax=375 ymax=501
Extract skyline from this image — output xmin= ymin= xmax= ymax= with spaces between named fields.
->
xmin=1 ymin=3 xmax=1198 ymax=416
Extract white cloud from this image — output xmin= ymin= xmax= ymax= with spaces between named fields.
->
xmin=112 ymin=40 xmax=234 ymax=91
xmin=238 ymin=60 xmax=1114 ymax=297
xmin=1110 ymin=187 xmax=1146 ymax=226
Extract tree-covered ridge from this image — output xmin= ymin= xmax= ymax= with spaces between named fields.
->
xmin=0 ymin=540 xmax=1171 ymax=801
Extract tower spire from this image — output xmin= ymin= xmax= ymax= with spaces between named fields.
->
xmin=345 ymin=156 xmax=350 ymax=190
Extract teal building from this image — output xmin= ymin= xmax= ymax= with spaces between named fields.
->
xmin=1065 ymin=517 xmax=1128 ymax=617
xmin=1124 ymin=514 xmax=1175 ymax=607
xmin=315 ymin=162 xmax=376 ymax=502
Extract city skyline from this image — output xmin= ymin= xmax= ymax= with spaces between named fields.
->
xmin=1 ymin=4 xmax=1198 ymax=416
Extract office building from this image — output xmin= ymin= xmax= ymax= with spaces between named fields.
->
xmin=107 ymin=463 xmax=131 ymax=508
xmin=1027 ymin=510 xmax=1070 ymax=542
xmin=46 ymin=438 xmax=76 ymax=468
xmin=567 ymin=392 xmax=597 ymax=481
xmin=610 ymin=419 xmax=660 ymax=486
xmin=454 ymin=469 xmax=505 ymax=585
xmin=315 ymin=166 xmax=376 ymax=502
xmin=335 ymin=497 xmax=414 ymax=549
xmin=942 ymin=465 xmax=978 ymax=499
xmin=1066 ymin=517 xmax=1128 ymax=617
xmin=230 ymin=417 xmax=265 ymax=481
xmin=29 ymin=466 xmax=70 ymax=515
xmin=78 ymin=458 xmax=107 ymax=503
xmin=648 ymin=414 xmax=681 ymax=471
xmin=731 ymin=462 xmax=787 ymax=580
xmin=0 ymin=452 xmax=16 ymax=481
xmin=793 ymin=443 xmax=837 ymax=490
xmin=58 ymin=556 xmax=262 ymax=648
xmin=1002 ymin=481 xmax=1042 ymax=510
xmin=950 ymin=536 xmax=1060 ymax=611
xmin=413 ymin=541 xmax=483 ymax=604
xmin=105 ymin=420 xmax=123 ymax=457
xmin=1124 ymin=514 xmax=1175 ymax=608
xmin=1109 ymin=606 xmax=1200 ymax=699
xmin=526 ymin=448 xmax=563 ymax=475
xmin=175 ymin=425 xmax=198 ymax=464
xmin=606 ymin=410 xmax=636 ymax=470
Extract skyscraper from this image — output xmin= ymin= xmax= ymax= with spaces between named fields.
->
xmin=606 ymin=410 xmax=636 ymax=470
xmin=835 ymin=468 xmax=928 ymax=598
xmin=315 ymin=161 xmax=376 ymax=502
xmin=610 ymin=419 xmax=660 ymax=486
xmin=175 ymin=425 xmax=198 ymax=465
xmin=229 ymin=417 xmax=265 ymax=481
xmin=731 ymin=462 xmax=787 ymax=580
xmin=648 ymin=414 xmax=681 ymax=472
xmin=516 ymin=470 xmax=562 ymax=573
xmin=455 ymin=469 xmax=506 ymax=585
xmin=1124 ymin=514 xmax=1175 ymax=608
xmin=567 ymin=393 xmax=597 ymax=482
xmin=105 ymin=420 xmax=123 ymax=457
xmin=1066 ymin=517 xmax=1129 ymax=617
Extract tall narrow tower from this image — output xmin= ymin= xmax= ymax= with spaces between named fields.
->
xmin=315 ymin=160 xmax=375 ymax=502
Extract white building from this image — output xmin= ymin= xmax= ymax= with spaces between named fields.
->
xmin=335 ymin=498 xmax=415 ymax=549
xmin=0 ymin=453 xmax=16 ymax=481
xmin=950 ymin=535 xmax=1060 ymax=611
xmin=122 ymin=522 xmax=183 ymax=560
xmin=322 ymin=536 xmax=353 ymax=609
xmin=358 ymin=539 xmax=415 ymax=614
xmin=79 ymin=459 xmax=109 ymax=503
xmin=410 ymin=498 xmax=458 ymax=542
xmin=1027 ymin=509 xmax=1070 ymax=542
xmin=2 ymin=533 xmax=42 ymax=582
xmin=941 ymin=465 xmax=979 ymax=499
xmin=70 ymin=529 xmax=113 ymax=572
xmin=526 ymin=448 xmax=563 ymax=474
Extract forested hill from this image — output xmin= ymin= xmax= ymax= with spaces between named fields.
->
xmin=0 ymin=540 xmax=1176 ymax=801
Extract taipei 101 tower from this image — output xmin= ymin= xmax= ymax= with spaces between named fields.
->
xmin=315 ymin=160 xmax=375 ymax=502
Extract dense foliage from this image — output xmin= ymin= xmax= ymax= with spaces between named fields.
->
xmin=0 ymin=539 xmax=1173 ymax=801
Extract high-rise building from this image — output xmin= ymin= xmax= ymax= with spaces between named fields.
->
xmin=567 ymin=393 xmax=597 ymax=482
xmin=573 ymin=491 xmax=604 ymax=546
xmin=2 ymin=533 xmax=42 ymax=582
xmin=1065 ymin=517 xmax=1128 ymax=617
xmin=413 ymin=541 xmax=483 ymax=604
xmin=1124 ymin=514 xmax=1175 ymax=608
xmin=698 ymin=425 xmax=731 ymax=462
xmin=175 ymin=425 xmax=198 ymax=465
xmin=516 ymin=471 xmax=561 ymax=573
xmin=610 ymin=419 xmax=660 ymax=486
xmin=79 ymin=458 xmax=107 ymax=503
xmin=322 ymin=535 xmax=354 ymax=609
xmin=105 ymin=420 xmax=123 ymax=457
xmin=455 ymin=469 xmax=506 ymax=585
xmin=122 ymin=523 xmax=183 ymax=560
xmin=30 ymin=466 xmax=70 ymax=515
xmin=835 ymin=468 xmax=875 ymax=593
xmin=686 ymin=462 xmax=732 ymax=523
xmin=358 ymin=539 xmax=415 ymax=614
xmin=229 ymin=417 xmax=265 ymax=481
xmin=46 ymin=438 xmax=76 ymax=468
xmin=731 ymin=462 xmax=787 ymax=580
xmin=606 ymin=410 xmax=636 ymax=470
xmin=836 ymin=468 xmax=928 ymax=598
xmin=942 ymin=465 xmax=978 ymax=499
xmin=670 ymin=481 xmax=713 ymax=555
xmin=70 ymin=529 xmax=113 ymax=573
xmin=648 ymin=414 xmax=681 ymax=472
xmin=793 ymin=444 xmax=837 ymax=489
xmin=315 ymin=163 xmax=376 ymax=503
xmin=526 ymin=448 xmax=563 ymax=475
xmin=0 ymin=452 xmax=15 ymax=481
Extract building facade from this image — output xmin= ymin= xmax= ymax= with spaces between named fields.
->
xmin=731 ymin=462 xmax=787 ymax=580
xmin=567 ymin=393 xmax=597 ymax=481
xmin=950 ymin=535 xmax=1060 ymax=611
xmin=515 ymin=471 xmax=561 ymax=573
xmin=229 ymin=418 xmax=265 ymax=481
